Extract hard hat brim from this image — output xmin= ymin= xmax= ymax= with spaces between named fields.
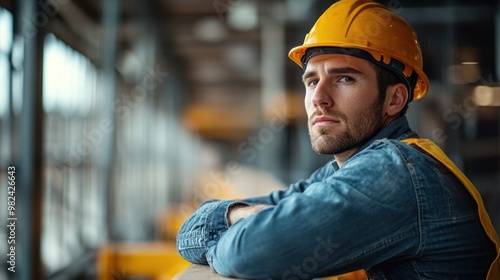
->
xmin=288 ymin=43 xmax=429 ymax=101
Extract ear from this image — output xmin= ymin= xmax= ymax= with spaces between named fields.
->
xmin=385 ymin=83 xmax=409 ymax=117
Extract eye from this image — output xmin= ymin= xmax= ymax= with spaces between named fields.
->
xmin=306 ymin=79 xmax=319 ymax=87
xmin=339 ymin=76 xmax=354 ymax=83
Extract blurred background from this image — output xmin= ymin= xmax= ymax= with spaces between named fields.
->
xmin=0 ymin=0 xmax=499 ymax=279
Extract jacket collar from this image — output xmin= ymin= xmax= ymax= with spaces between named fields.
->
xmin=330 ymin=116 xmax=418 ymax=170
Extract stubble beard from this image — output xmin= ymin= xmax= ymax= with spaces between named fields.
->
xmin=308 ymin=100 xmax=385 ymax=155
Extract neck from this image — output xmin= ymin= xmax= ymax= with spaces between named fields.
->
xmin=334 ymin=148 xmax=358 ymax=167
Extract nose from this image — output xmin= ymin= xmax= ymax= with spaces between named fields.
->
xmin=311 ymin=80 xmax=333 ymax=108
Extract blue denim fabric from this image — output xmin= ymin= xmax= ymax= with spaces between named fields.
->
xmin=176 ymin=117 xmax=496 ymax=279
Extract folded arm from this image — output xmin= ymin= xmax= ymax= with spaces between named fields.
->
xmin=177 ymin=146 xmax=419 ymax=279
xmin=176 ymin=162 xmax=333 ymax=265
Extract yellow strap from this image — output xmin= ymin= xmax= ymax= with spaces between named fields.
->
xmin=322 ymin=269 xmax=367 ymax=280
xmin=402 ymin=138 xmax=500 ymax=280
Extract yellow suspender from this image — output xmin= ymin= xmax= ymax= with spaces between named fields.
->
xmin=402 ymin=138 xmax=500 ymax=280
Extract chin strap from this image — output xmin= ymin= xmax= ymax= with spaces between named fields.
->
xmin=402 ymin=138 xmax=500 ymax=280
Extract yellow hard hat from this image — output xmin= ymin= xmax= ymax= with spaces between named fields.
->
xmin=289 ymin=0 xmax=429 ymax=101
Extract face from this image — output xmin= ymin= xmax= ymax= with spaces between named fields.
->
xmin=303 ymin=54 xmax=385 ymax=156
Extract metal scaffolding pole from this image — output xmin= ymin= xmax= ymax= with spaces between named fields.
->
xmin=259 ymin=1 xmax=287 ymax=180
xmin=101 ymin=0 xmax=120 ymax=240
xmin=17 ymin=0 xmax=44 ymax=279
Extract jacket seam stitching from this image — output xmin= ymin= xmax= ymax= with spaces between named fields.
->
xmin=392 ymin=141 xmax=425 ymax=258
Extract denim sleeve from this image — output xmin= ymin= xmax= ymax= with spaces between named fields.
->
xmin=175 ymin=199 xmax=233 ymax=264
xmin=207 ymin=142 xmax=420 ymax=279
xmin=176 ymin=163 xmax=334 ymax=264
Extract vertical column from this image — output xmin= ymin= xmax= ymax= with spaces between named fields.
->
xmin=443 ymin=3 xmax=462 ymax=167
xmin=260 ymin=2 xmax=285 ymax=112
xmin=17 ymin=0 xmax=44 ymax=279
xmin=100 ymin=0 xmax=120 ymax=240
xmin=259 ymin=1 xmax=287 ymax=180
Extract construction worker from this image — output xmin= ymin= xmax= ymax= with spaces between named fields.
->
xmin=176 ymin=0 xmax=499 ymax=279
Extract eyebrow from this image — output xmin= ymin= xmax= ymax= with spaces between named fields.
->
xmin=302 ymin=67 xmax=364 ymax=83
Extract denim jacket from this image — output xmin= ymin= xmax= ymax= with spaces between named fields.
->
xmin=176 ymin=117 xmax=497 ymax=279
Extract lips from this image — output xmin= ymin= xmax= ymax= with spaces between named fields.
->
xmin=312 ymin=116 xmax=340 ymax=126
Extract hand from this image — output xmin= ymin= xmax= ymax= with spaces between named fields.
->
xmin=228 ymin=204 xmax=270 ymax=226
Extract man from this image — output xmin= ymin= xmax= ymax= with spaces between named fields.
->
xmin=176 ymin=0 xmax=500 ymax=279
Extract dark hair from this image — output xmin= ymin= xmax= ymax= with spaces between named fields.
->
xmin=375 ymin=64 xmax=409 ymax=116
